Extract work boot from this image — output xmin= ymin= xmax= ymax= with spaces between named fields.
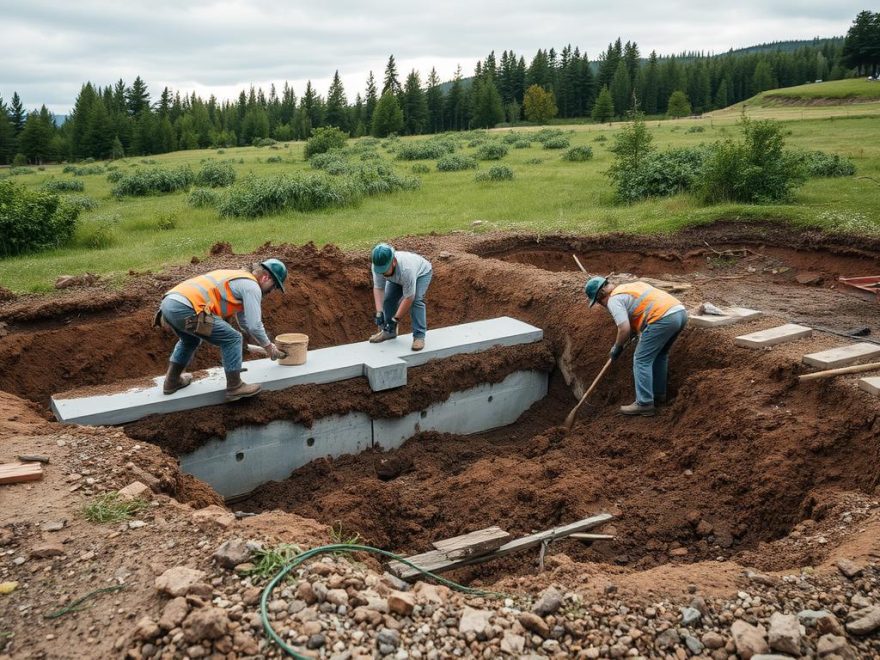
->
xmin=369 ymin=329 xmax=396 ymax=343
xmin=619 ymin=401 xmax=655 ymax=416
xmin=411 ymin=337 xmax=425 ymax=351
xmin=163 ymin=362 xmax=193 ymax=395
xmin=225 ymin=371 xmax=261 ymax=402
xmin=654 ymin=393 xmax=668 ymax=406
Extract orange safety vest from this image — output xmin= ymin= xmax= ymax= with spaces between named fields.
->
xmin=610 ymin=281 xmax=680 ymax=332
xmin=167 ymin=270 xmax=257 ymax=319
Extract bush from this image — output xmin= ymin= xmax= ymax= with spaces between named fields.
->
xmin=411 ymin=163 xmax=430 ymax=174
xmin=266 ymin=155 xmax=283 ymax=163
xmin=64 ymin=195 xmax=99 ymax=212
xmin=563 ymin=146 xmax=594 ymax=162
xmin=502 ymin=132 xmax=526 ymax=144
xmin=42 ymin=178 xmax=85 ymax=192
xmin=112 ymin=166 xmax=195 ymax=197
xmin=12 ymin=153 xmax=27 ymax=167
xmin=156 ymin=212 xmax=177 ymax=231
xmin=475 ymin=165 xmax=514 ymax=182
xmin=613 ymin=147 xmax=708 ymax=202
xmin=106 ymin=170 xmax=123 ymax=183
xmin=140 ymin=159 xmax=157 ymax=165
xmin=512 ymin=139 xmax=532 ymax=149
xmin=62 ymin=165 xmax=77 ymax=173
xmin=196 ymin=161 xmax=236 ymax=187
xmin=75 ymin=214 xmax=118 ymax=249
xmin=9 ymin=167 xmax=34 ymax=175
xmin=218 ymin=173 xmax=362 ymax=218
xmin=436 ymin=154 xmax=478 ymax=172
xmin=309 ymin=151 xmax=350 ymax=175
xmin=360 ymin=151 xmax=381 ymax=161
xmin=790 ymin=150 xmax=856 ymax=177
xmin=593 ymin=134 xmax=608 ymax=142
xmin=72 ymin=165 xmax=105 ymax=176
xmin=542 ymin=136 xmax=570 ymax=149
xmin=476 ymin=143 xmax=509 ymax=160
xmin=304 ymin=126 xmax=348 ymax=158
xmin=0 ymin=180 xmax=80 ymax=257
xmin=699 ymin=117 xmax=805 ymax=204
xmin=349 ymin=162 xmax=421 ymax=196
xmin=188 ymin=187 xmax=220 ymax=208
xmin=395 ymin=140 xmax=454 ymax=161
xmin=534 ymin=128 xmax=566 ymax=144
xmin=253 ymin=137 xmax=277 ymax=147
xmin=686 ymin=125 xmax=706 ymax=134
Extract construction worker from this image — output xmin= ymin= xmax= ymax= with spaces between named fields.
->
xmin=584 ymin=276 xmax=688 ymax=416
xmin=369 ymin=243 xmax=433 ymax=351
xmin=157 ymin=259 xmax=288 ymax=401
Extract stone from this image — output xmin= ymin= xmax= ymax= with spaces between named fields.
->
xmin=376 ymin=628 xmax=400 ymax=649
xmin=532 ymin=587 xmax=563 ymax=616
xmin=413 ymin=582 xmax=450 ymax=604
xmin=118 ymin=481 xmax=151 ymax=501
xmin=186 ymin=582 xmax=212 ymax=599
xmin=213 ymin=538 xmax=251 ymax=569
xmin=730 ymin=620 xmax=769 ymax=659
xmin=655 ymin=628 xmax=680 ymax=648
xmin=387 ymin=591 xmax=415 ymax=616
xmin=40 ymin=520 xmax=66 ymax=532
xmin=500 ymin=631 xmax=525 ymax=655
xmin=155 ymin=566 xmax=206 ymax=597
xmin=798 ymin=609 xmax=832 ymax=627
xmin=30 ymin=543 xmax=65 ymax=558
xmin=518 ymin=612 xmax=550 ymax=638
xmin=860 ymin=376 xmax=880 ymax=396
xmin=382 ymin=572 xmax=410 ymax=592
xmin=701 ymin=631 xmax=725 ymax=649
xmin=767 ymin=612 xmax=801 ymax=656
xmin=816 ymin=633 xmax=856 ymax=659
xmin=459 ymin=607 xmax=493 ymax=636
xmin=696 ymin=520 xmax=714 ymax=536
xmin=845 ymin=605 xmax=880 ymax=635
xmin=803 ymin=344 xmax=880 ymax=370
xmin=134 ymin=616 xmax=161 ymax=640
xmin=734 ymin=324 xmax=812 ymax=349
xmin=669 ymin=547 xmax=688 ymax=556
xmin=182 ymin=607 xmax=229 ymax=643
xmin=233 ymin=631 xmax=260 ymax=656
xmin=0 ymin=527 xmax=13 ymax=546
xmin=326 ymin=588 xmax=349 ymax=606
xmin=752 ymin=656 xmax=799 ymax=660
xmin=159 ymin=597 xmax=189 ymax=631
xmin=835 ymin=558 xmax=864 ymax=578
xmin=307 ymin=633 xmax=326 ymax=649
xmin=795 ymin=271 xmax=823 ymax=286
xmin=815 ymin=612 xmax=843 ymax=635
xmin=296 ymin=580 xmax=317 ymax=604
xmin=128 ymin=520 xmax=146 ymax=529
xmin=683 ymin=635 xmax=704 ymax=654
xmin=191 ymin=505 xmax=235 ymax=529
xmin=680 ymin=606 xmax=702 ymax=626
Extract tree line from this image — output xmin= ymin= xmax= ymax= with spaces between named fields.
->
xmin=0 ymin=10 xmax=875 ymax=165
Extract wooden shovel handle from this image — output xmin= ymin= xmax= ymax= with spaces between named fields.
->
xmin=564 ymin=357 xmax=613 ymax=430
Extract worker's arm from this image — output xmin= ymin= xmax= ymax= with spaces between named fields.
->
xmin=605 ymin=296 xmax=632 ymax=360
xmin=614 ymin=321 xmax=631 ymax=349
xmin=394 ymin=296 xmax=414 ymax=321
xmin=232 ymin=280 xmax=272 ymax=348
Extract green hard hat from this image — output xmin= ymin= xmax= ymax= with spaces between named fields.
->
xmin=584 ymin=276 xmax=608 ymax=307
xmin=260 ymin=258 xmax=287 ymax=293
xmin=371 ymin=242 xmax=395 ymax=274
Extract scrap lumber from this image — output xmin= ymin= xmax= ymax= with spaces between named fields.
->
xmin=799 ymin=361 xmax=880 ymax=382
xmin=570 ymin=533 xmax=615 ymax=541
xmin=431 ymin=526 xmax=511 ymax=560
xmin=0 ymin=462 xmax=44 ymax=485
xmin=387 ymin=513 xmax=613 ymax=580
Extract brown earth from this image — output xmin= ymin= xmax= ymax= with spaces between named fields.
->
xmin=2 ymin=221 xmax=880 ymax=657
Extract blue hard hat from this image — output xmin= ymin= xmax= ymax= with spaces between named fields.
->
xmin=371 ymin=243 xmax=395 ymax=274
xmin=260 ymin=258 xmax=287 ymax=293
xmin=584 ymin=276 xmax=608 ymax=307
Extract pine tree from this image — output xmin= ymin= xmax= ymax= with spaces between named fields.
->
xmin=364 ymin=72 xmax=379 ymax=127
xmin=127 ymin=76 xmax=150 ymax=116
xmin=401 ymin=70 xmax=428 ymax=135
xmin=0 ymin=105 xmax=14 ymax=164
xmin=469 ymin=78 xmax=504 ymax=129
xmin=325 ymin=71 xmax=349 ymax=132
xmin=9 ymin=92 xmax=25 ymax=134
xmin=18 ymin=107 xmax=55 ymax=163
xmin=591 ymin=86 xmax=614 ymax=123
xmin=751 ymin=60 xmax=776 ymax=94
xmin=383 ymin=55 xmax=401 ymax=96
xmin=371 ymin=91 xmax=404 ymax=137
xmin=597 ymin=39 xmax=623 ymax=89
xmin=714 ymin=78 xmax=730 ymax=108
xmin=526 ymin=50 xmax=553 ymax=90
xmin=610 ymin=60 xmax=632 ymax=117
xmin=445 ymin=66 xmax=467 ymax=130
xmin=85 ymin=99 xmax=114 ymax=158
xmin=425 ymin=68 xmax=444 ymax=133
xmin=642 ymin=52 xmax=660 ymax=114
xmin=666 ymin=90 xmax=691 ymax=117
xmin=623 ymin=41 xmax=640 ymax=83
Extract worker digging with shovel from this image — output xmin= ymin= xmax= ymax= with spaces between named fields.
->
xmin=156 ymin=259 xmax=288 ymax=401
xmin=369 ymin=243 xmax=433 ymax=351
xmin=584 ymin=276 xmax=688 ymax=416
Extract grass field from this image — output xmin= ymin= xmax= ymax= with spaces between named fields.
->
xmin=760 ymin=78 xmax=880 ymax=101
xmin=2 ymin=101 xmax=879 ymax=293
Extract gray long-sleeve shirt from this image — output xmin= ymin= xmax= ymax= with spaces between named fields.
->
xmin=372 ymin=251 xmax=432 ymax=298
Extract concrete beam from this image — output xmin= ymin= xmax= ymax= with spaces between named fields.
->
xmin=51 ymin=317 xmax=543 ymax=426
xmin=734 ymin=324 xmax=812 ymax=349
xmin=690 ymin=307 xmax=763 ymax=328
xmin=803 ymin=343 xmax=880 ymax=369
xmin=859 ymin=377 xmax=880 ymax=396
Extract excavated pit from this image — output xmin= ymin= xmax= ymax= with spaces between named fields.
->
xmin=2 ymin=224 xmax=879 ymax=580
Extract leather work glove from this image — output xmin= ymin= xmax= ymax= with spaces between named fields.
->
xmin=609 ymin=344 xmax=623 ymax=361
xmin=374 ymin=311 xmax=385 ymax=327
xmin=265 ymin=343 xmax=285 ymax=361
xmin=384 ymin=317 xmax=399 ymax=335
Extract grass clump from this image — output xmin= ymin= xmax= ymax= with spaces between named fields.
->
xmin=106 ymin=170 xmax=123 ymax=183
xmin=64 ymin=195 xmax=99 ymax=212
xmin=112 ymin=166 xmax=195 ymax=197
xmin=9 ymin=167 xmax=34 ymax=176
xmin=75 ymin=213 xmax=119 ymax=249
xmin=218 ymin=173 xmax=361 ymax=218
xmin=196 ymin=161 xmax=236 ymax=187
xmin=188 ymin=187 xmax=220 ymax=208
xmin=525 ymin=158 xmax=544 ymax=165
xmin=309 ymin=150 xmax=350 ymax=174
xmin=437 ymin=154 xmax=478 ymax=172
xmin=790 ymin=150 xmax=856 ymax=177
xmin=0 ymin=180 xmax=80 ymax=257
xmin=593 ymin=134 xmax=608 ymax=142
xmin=686 ymin=125 xmax=706 ymax=133
xmin=476 ymin=143 xmax=509 ymax=160
xmin=563 ymin=146 xmax=594 ymax=162
xmin=349 ymin=162 xmax=421 ymax=196
xmin=512 ymin=139 xmax=532 ymax=149
xmin=82 ymin=492 xmax=149 ymax=523
xmin=411 ymin=163 xmax=430 ymax=174
xmin=475 ymin=165 xmax=514 ymax=182
xmin=542 ymin=136 xmax=570 ymax=149
xmin=244 ymin=543 xmax=302 ymax=582
xmin=72 ymin=165 xmax=105 ymax=176
xmin=396 ymin=140 xmax=454 ymax=161
xmin=253 ymin=137 xmax=277 ymax=147
xmin=42 ymin=178 xmax=85 ymax=192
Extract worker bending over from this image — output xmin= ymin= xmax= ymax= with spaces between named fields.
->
xmin=158 ymin=259 xmax=288 ymax=401
xmin=369 ymin=243 xmax=433 ymax=351
xmin=584 ymin=277 xmax=688 ymax=416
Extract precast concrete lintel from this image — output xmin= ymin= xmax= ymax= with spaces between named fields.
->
xmin=51 ymin=317 xmax=543 ymax=426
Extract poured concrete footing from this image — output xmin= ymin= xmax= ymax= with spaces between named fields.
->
xmin=181 ymin=370 xmax=549 ymax=499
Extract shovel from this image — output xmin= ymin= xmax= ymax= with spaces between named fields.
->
xmin=563 ymin=357 xmax=613 ymax=432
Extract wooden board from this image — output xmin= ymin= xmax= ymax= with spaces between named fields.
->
xmin=803 ymin=343 xmax=880 ymax=370
xmin=0 ymin=462 xmax=44 ymax=485
xmin=387 ymin=513 xmax=613 ymax=579
xmin=431 ymin=526 xmax=511 ymax=560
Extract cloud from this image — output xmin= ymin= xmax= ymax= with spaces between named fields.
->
xmin=0 ymin=0 xmax=863 ymax=114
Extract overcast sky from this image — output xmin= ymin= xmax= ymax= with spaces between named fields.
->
xmin=0 ymin=1 xmax=864 ymax=116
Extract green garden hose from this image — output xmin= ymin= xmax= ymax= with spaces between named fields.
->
xmin=260 ymin=543 xmax=504 ymax=658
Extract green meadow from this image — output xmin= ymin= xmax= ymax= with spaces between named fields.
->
xmin=2 ymin=88 xmax=880 ymax=293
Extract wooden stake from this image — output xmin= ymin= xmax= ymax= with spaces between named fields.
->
xmin=799 ymin=361 xmax=880 ymax=382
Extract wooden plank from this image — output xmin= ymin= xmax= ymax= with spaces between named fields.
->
xmin=570 ymin=533 xmax=615 ymax=541
xmin=387 ymin=513 xmax=612 ymax=579
xmin=802 ymin=343 xmax=880 ymax=370
xmin=0 ymin=462 xmax=43 ymax=485
xmin=431 ymin=526 xmax=511 ymax=559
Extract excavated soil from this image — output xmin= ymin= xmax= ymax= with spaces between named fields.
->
xmin=2 ymin=221 xmax=880 ymax=583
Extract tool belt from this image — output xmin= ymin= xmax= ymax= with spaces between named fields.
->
xmin=183 ymin=311 xmax=216 ymax=338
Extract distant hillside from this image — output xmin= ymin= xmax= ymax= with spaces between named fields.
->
xmin=722 ymin=37 xmax=843 ymax=57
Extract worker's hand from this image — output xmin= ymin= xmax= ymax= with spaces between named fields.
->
xmin=265 ymin=343 xmax=285 ymax=361
xmin=384 ymin=317 xmax=399 ymax=335
xmin=374 ymin=311 xmax=385 ymax=327
xmin=609 ymin=344 xmax=623 ymax=361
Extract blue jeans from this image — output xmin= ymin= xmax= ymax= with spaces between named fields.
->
xmin=382 ymin=271 xmax=432 ymax=339
xmin=633 ymin=309 xmax=688 ymax=405
xmin=160 ymin=297 xmax=243 ymax=373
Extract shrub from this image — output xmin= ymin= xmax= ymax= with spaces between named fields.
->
xmin=266 ymin=155 xmax=283 ymax=163
xmin=593 ymin=134 xmax=608 ymax=142
xmin=411 ymin=163 xmax=430 ymax=174
xmin=216 ymin=149 xmax=225 ymax=154
xmin=140 ymin=159 xmax=157 ymax=165
xmin=686 ymin=125 xmax=706 ymax=134
xmin=76 ymin=213 xmax=119 ymax=249
xmin=436 ymin=154 xmax=478 ymax=172
xmin=360 ymin=151 xmax=381 ymax=161
xmin=606 ymin=114 xmax=655 ymax=202
xmin=9 ymin=167 xmax=34 ymax=175
xmin=62 ymin=165 xmax=77 ymax=173
xmin=613 ymin=147 xmax=708 ymax=202
xmin=0 ymin=180 xmax=80 ymax=257
xmin=563 ymin=146 xmax=594 ymax=162
xmin=790 ymin=150 xmax=856 ymax=177
xmin=309 ymin=151 xmax=350 ymax=175
xmin=395 ymin=140 xmax=454 ymax=161
xmin=253 ymin=137 xmax=277 ymax=147
xmin=12 ymin=153 xmax=27 ymax=167
xmin=304 ymin=126 xmax=348 ymax=158
xmin=512 ymin=139 xmax=532 ymax=149
xmin=196 ymin=161 xmax=236 ymax=187
xmin=112 ymin=166 xmax=195 ymax=197
xmin=502 ymin=132 xmax=525 ymax=144
xmin=64 ymin=195 xmax=99 ymax=212
xmin=542 ymin=136 xmax=570 ymax=149
xmin=349 ymin=162 xmax=421 ymax=196
xmin=72 ymin=165 xmax=105 ymax=176
xmin=42 ymin=178 xmax=85 ymax=192
xmin=156 ymin=212 xmax=177 ymax=231
xmin=218 ymin=173 xmax=362 ymax=218
xmin=534 ymin=128 xmax=566 ymax=144
xmin=476 ymin=143 xmax=509 ymax=160
xmin=106 ymin=170 xmax=124 ymax=183
xmin=699 ymin=117 xmax=805 ymax=204
xmin=188 ymin=187 xmax=220 ymax=208
xmin=475 ymin=165 xmax=514 ymax=182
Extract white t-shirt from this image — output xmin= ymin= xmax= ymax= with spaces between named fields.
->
xmin=372 ymin=251 xmax=432 ymax=299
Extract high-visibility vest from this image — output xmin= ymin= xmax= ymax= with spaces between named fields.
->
xmin=610 ymin=281 xmax=680 ymax=331
xmin=167 ymin=270 xmax=257 ymax=319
